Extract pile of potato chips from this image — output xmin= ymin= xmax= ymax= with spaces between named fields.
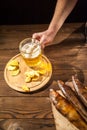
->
xmin=7 ymin=59 xmax=48 ymax=92
xmin=7 ymin=60 xmax=20 ymax=76
xmin=7 ymin=59 xmax=47 ymax=82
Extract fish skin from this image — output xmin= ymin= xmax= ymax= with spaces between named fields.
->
xmin=72 ymin=75 xmax=87 ymax=108
xmin=49 ymin=89 xmax=87 ymax=130
xmin=57 ymin=80 xmax=87 ymax=123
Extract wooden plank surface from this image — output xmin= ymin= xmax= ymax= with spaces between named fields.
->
xmin=0 ymin=23 xmax=86 ymax=130
xmin=0 ymin=23 xmax=85 ymax=49
xmin=0 ymin=97 xmax=52 ymax=118
xmin=0 ymin=119 xmax=55 ymax=130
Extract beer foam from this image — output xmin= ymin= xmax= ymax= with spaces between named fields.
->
xmin=21 ymin=42 xmax=41 ymax=58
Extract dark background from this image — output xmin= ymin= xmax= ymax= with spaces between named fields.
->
xmin=0 ymin=0 xmax=87 ymax=25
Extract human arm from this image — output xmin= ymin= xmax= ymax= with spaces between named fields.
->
xmin=32 ymin=0 xmax=78 ymax=48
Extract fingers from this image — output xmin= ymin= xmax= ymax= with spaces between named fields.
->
xmin=32 ymin=32 xmax=42 ymax=40
xmin=32 ymin=32 xmax=46 ymax=48
xmin=40 ymin=35 xmax=46 ymax=46
xmin=32 ymin=30 xmax=54 ymax=48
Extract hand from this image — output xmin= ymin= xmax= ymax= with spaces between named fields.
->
xmin=32 ymin=29 xmax=56 ymax=48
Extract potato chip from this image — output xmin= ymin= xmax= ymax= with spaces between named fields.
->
xmin=32 ymin=75 xmax=40 ymax=81
xmin=10 ymin=69 xmax=20 ymax=76
xmin=22 ymin=85 xmax=30 ymax=92
xmin=7 ymin=65 xmax=17 ymax=71
xmin=25 ymin=70 xmax=39 ymax=78
xmin=34 ymin=71 xmax=40 ymax=77
xmin=32 ymin=71 xmax=40 ymax=81
xmin=24 ymin=70 xmax=40 ymax=82
xmin=25 ymin=70 xmax=35 ymax=78
xmin=7 ymin=59 xmax=20 ymax=76
xmin=9 ymin=59 xmax=19 ymax=66
xmin=37 ymin=69 xmax=47 ymax=75
xmin=25 ymin=76 xmax=31 ymax=83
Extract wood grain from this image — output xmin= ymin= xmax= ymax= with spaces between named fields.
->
xmin=0 ymin=119 xmax=55 ymax=130
xmin=0 ymin=23 xmax=85 ymax=49
xmin=0 ymin=23 xmax=86 ymax=130
xmin=4 ymin=54 xmax=52 ymax=93
xmin=0 ymin=97 xmax=52 ymax=118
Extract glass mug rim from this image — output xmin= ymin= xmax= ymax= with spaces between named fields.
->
xmin=19 ymin=37 xmax=41 ymax=55
xmin=19 ymin=37 xmax=42 ymax=67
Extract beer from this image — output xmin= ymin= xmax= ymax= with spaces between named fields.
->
xmin=19 ymin=38 xmax=42 ymax=67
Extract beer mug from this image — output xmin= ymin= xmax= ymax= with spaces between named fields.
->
xmin=19 ymin=38 xmax=42 ymax=67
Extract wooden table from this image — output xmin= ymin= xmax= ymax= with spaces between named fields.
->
xmin=0 ymin=23 xmax=86 ymax=129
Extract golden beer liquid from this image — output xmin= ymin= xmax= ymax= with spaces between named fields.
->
xmin=19 ymin=39 xmax=42 ymax=67
xmin=23 ymin=53 xmax=42 ymax=67
xmin=19 ymin=38 xmax=51 ymax=75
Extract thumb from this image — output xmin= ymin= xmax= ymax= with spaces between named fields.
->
xmin=32 ymin=33 xmax=42 ymax=39
xmin=32 ymin=33 xmax=37 ymax=39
